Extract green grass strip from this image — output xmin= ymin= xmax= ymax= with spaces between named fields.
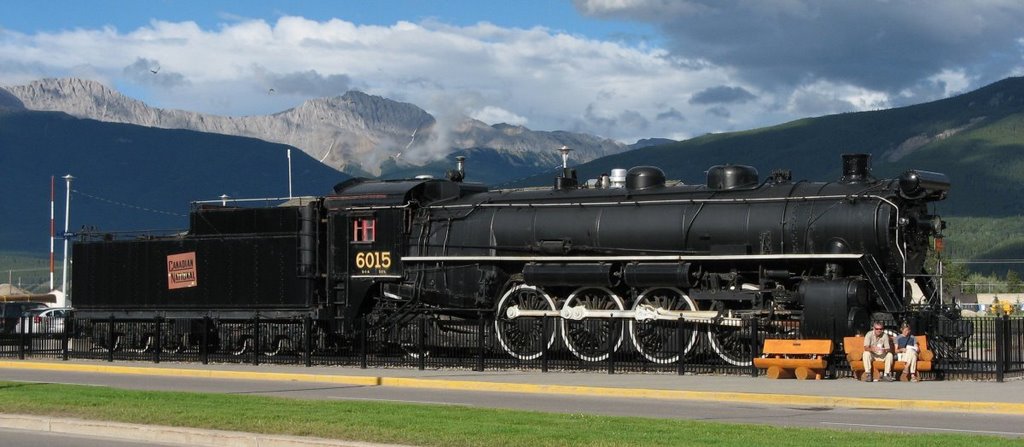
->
xmin=0 ymin=381 xmax=1017 ymax=446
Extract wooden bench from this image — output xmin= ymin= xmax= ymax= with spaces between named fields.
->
xmin=843 ymin=335 xmax=933 ymax=381
xmin=753 ymin=339 xmax=833 ymax=380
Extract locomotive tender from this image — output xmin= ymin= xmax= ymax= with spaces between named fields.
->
xmin=71 ymin=152 xmax=951 ymax=365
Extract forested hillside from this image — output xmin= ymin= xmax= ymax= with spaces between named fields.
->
xmin=0 ymin=109 xmax=348 ymax=254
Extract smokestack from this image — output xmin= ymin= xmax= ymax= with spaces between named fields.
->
xmin=840 ymin=153 xmax=872 ymax=183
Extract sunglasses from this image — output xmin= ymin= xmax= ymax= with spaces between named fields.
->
xmin=873 ymin=327 xmax=883 ymax=330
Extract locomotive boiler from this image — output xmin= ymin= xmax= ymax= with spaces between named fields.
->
xmin=71 ymin=152 xmax=951 ymax=365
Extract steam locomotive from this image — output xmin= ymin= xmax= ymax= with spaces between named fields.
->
xmin=71 ymin=152 xmax=952 ymax=365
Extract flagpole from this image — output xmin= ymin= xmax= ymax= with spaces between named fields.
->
xmin=60 ymin=174 xmax=74 ymax=306
xmin=49 ymin=176 xmax=55 ymax=290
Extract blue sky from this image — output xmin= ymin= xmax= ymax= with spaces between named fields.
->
xmin=2 ymin=1 xmax=1023 ymax=143
xmin=2 ymin=1 xmax=653 ymax=41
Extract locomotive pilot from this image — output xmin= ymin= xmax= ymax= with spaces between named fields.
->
xmin=862 ymin=321 xmax=895 ymax=382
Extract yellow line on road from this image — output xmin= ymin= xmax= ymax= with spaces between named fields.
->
xmin=0 ymin=361 xmax=380 ymax=386
xmin=2 ymin=361 xmax=1022 ymax=415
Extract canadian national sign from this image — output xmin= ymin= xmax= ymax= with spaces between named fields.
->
xmin=167 ymin=252 xmax=198 ymax=290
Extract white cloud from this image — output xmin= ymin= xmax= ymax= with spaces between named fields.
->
xmin=786 ymin=81 xmax=891 ymax=116
xmin=0 ymin=16 xmax=756 ymax=143
xmin=575 ymin=0 xmax=1024 ymax=106
xmin=926 ymin=69 xmax=973 ymax=97
xmin=470 ymin=106 xmax=528 ymax=126
xmin=3 ymin=8 xmax=1020 ymax=145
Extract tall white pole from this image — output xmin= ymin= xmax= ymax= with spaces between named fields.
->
xmin=60 ymin=174 xmax=74 ymax=306
xmin=49 ymin=176 xmax=55 ymax=290
xmin=287 ymin=148 xmax=293 ymax=199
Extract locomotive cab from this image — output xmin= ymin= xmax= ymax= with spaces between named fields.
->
xmin=324 ymin=177 xmax=488 ymax=324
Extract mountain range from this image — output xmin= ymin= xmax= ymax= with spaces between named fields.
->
xmin=540 ymin=76 xmax=1024 ymax=218
xmin=3 ymin=76 xmax=1024 ymax=274
xmin=0 ymin=107 xmax=347 ymax=253
xmin=6 ymin=78 xmax=629 ymax=181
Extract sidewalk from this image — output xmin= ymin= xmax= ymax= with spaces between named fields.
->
xmin=2 ymin=359 xmax=1023 ymax=415
xmin=0 ymin=413 xmax=413 ymax=447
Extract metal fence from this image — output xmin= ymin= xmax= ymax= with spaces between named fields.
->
xmin=1 ymin=314 xmax=1021 ymax=381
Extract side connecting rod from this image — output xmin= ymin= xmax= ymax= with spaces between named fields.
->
xmin=505 ymin=304 xmax=743 ymax=326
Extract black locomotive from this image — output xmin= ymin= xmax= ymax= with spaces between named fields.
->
xmin=71 ymin=152 xmax=952 ymax=365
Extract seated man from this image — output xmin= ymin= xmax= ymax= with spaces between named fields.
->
xmin=895 ymin=322 xmax=920 ymax=382
xmin=862 ymin=321 xmax=895 ymax=382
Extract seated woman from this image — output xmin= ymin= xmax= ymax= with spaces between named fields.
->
xmin=895 ymin=322 xmax=920 ymax=382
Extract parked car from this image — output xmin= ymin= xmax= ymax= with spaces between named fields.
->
xmin=14 ymin=307 xmax=72 ymax=334
xmin=0 ymin=302 xmax=48 ymax=334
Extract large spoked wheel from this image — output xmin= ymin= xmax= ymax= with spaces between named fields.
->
xmin=628 ymin=287 xmax=699 ymax=364
xmin=560 ymin=287 xmax=625 ymax=362
xmin=161 ymin=333 xmax=187 ymax=354
xmin=495 ymin=284 xmax=557 ymax=360
xmin=232 ymin=335 xmax=254 ymax=356
xmin=125 ymin=334 xmax=153 ymax=353
xmin=707 ymin=323 xmax=759 ymax=366
xmin=264 ymin=336 xmax=294 ymax=357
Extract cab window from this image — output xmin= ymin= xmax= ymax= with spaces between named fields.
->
xmin=353 ymin=218 xmax=376 ymax=243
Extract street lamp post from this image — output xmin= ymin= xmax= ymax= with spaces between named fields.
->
xmin=60 ymin=174 xmax=74 ymax=307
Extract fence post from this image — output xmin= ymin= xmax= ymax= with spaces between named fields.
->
xmin=995 ymin=315 xmax=1008 ymax=382
xmin=26 ymin=314 xmax=34 ymax=357
xmin=201 ymin=316 xmax=210 ymax=365
xmin=541 ymin=316 xmax=549 ymax=373
xmin=1005 ymin=315 xmax=1014 ymax=376
xmin=107 ymin=315 xmax=115 ymax=363
xmin=153 ymin=316 xmax=162 ymax=364
xmin=252 ymin=315 xmax=260 ymax=366
xmin=359 ymin=317 xmax=367 ymax=369
xmin=303 ymin=316 xmax=313 ymax=368
xmin=677 ymin=317 xmax=686 ymax=376
xmin=750 ymin=318 xmax=759 ymax=378
xmin=475 ymin=311 xmax=485 ymax=372
xmin=1016 ymin=317 xmax=1023 ymax=374
xmin=417 ymin=315 xmax=426 ymax=371
xmin=18 ymin=316 xmax=26 ymax=360
xmin=61 ymin=314 xmax=70 ymax=361
xmin=607 ymin=320 xmax=617 ymax=375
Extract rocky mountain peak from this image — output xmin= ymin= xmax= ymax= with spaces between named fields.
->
xmin=5 ymin=77 xmax=629 ymax=176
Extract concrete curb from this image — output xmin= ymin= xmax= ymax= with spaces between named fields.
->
xmin=0 ymin=413 xmax=411 ymax=447
xmin=2 ymin=360 xmax=1023 ymax=416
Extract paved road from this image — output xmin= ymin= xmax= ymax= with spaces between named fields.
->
xmin=0 ymin=427 xmax=185 ymax=447
xmin=2 ymin=367 xmax=1023 ymax=438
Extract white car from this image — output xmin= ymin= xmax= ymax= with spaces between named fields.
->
xmin=15 ymin=307 xmax=73 ymax=334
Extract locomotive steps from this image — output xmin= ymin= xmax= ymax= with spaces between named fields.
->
xmin=2 ymin=359 xmax=1022 ymax=416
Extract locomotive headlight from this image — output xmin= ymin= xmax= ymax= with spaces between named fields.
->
xmin=915 ymin=215 xmax=945 ymax=234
